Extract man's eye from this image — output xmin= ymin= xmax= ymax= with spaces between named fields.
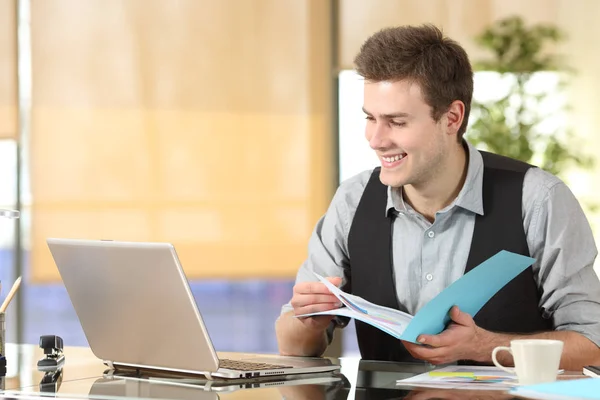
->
xmin=365 ymin=115 xmax=375 ymax=122
xmin=391 ymin=121 xmax=406 ymax=127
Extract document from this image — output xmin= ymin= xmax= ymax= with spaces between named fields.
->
xmin=396 ymin=365 xmax=517 ymax=390
xmin=510 ymin=378 xmax=600 ymax=399
xmin=296 ymin=250 xmax=536 ymax=344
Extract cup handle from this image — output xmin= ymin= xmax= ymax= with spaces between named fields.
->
xmin=492 ymin=346 xmax=515 ymax=374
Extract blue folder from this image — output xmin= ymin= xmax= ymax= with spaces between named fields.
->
xmin=400 ymin=250 xmax=536 ymax=342
xmin=301 ymin=250 xmax=537 ymax=344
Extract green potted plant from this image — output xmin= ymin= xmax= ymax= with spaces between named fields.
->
xmin=466 ymin=16 xmax=593 ymax=177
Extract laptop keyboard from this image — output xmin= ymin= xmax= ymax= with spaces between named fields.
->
xmin=219 ymin=358 xmax=292 ymax=371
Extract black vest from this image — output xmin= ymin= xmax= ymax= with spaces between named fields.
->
xmin=346 ymin=151 xmax=553 ymax=362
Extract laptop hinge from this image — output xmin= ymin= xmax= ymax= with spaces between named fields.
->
xmin=105 ymin=359 xmax=213 ymax=380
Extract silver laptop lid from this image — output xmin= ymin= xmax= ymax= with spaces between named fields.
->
xmin=46 ymin=238 xmax=220 ymax=374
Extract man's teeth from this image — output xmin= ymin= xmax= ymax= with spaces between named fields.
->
xmin=382 ymin=154 xmax=405 ymax=163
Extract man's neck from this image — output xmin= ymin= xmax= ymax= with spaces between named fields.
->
xmin=403 ymin=144 xmax=469 ymax=223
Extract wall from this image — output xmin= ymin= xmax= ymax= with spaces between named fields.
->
xmin=28 ymin=0 xmax=334 ymax=281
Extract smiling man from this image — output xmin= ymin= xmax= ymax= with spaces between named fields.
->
xmin=275 ymin=24 xmax=600 ymax=370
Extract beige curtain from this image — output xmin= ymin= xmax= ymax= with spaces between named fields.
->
xmin=30 ymin=0 xmax=333 ymax=282
xmin=0 ymin=0 xmax=17 ymax=139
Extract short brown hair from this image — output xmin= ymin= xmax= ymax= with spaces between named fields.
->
xmin=354 ymin=24 xmax=473 ymax=139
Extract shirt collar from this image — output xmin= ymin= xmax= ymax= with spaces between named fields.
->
xmin=385 ymin=140 xmax=484 ymax=216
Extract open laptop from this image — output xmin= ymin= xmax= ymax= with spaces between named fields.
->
xmin=46 ymin=238 xmax=340 ymax=380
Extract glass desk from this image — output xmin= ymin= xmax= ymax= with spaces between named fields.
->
xmin=0 ymin=343 xmax=583 ymax=399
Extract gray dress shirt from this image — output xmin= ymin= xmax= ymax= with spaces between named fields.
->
xmin=282 ymin=141 xmax=600 ymax=346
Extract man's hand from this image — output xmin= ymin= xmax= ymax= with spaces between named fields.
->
xmin=403 ymin=306 xmax=491 ymax=365
xmin=276 ymin=276 xmax=343 ymax=357
xmin=290 ymin=277 xmax=343 ymax=331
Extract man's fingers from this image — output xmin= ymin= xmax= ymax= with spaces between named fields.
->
xmin=301 ymin=315 xmax=335 ymax=330
xmin=290 ymin=277 xmax=344 ymax=316
xmin=403 ymin=340 xmax=447 ymax=361
xmin=415 ymin=307 xmax=474 ymax=347
xmin=449 ymin=306 xmax=473 ymax=326
xmin=293 ymin=303 xmax=341 ymax=316
xmin=326 ymin=277 xmax=342 ymax=286
xmin=403 ymin=342 xmax=450 ymax=364
xmin=295 ymin=280 xmax=338 ymax=295
xmin=291 ymin=294 xmax=341 ymax=309
xmin=417 ymin=327 xmax=459 ymax=348
xmin=418 ymin=333 xmax=447 ymax=348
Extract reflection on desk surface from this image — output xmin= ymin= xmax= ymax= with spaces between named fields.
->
xmin=88 ymin=371 xmax=351 ymax=400
xmin=89 ymin=377 xmax=219 ymax=400
xmin=3 ymin=345 xmax=587 ymax=400
xmin=39 ymin=368 xmax=63 ymax=394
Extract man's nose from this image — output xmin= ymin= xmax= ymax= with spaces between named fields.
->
xmin=368 ymin=123 xmax=392 ymax=150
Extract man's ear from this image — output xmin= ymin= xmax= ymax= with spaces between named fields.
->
xmin=445 ymin=100 xmax=465 ymax=136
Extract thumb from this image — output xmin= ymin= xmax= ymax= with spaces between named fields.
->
xmin=450 ymin=306 xmax=473 ymax=326
xmin=326 ymin=276 xmax=343 ymax=287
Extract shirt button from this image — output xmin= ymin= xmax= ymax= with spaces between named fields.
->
xmin=427 ymin=231 xmax=435 ymax=238
xmin=426 ymin=273 xmax=433 ymax=281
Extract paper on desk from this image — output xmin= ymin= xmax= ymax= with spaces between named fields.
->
xmin=510 ymin=378 xmax=600 ymax=399
xmin=296 ymin=250 xmax=536 ymax=343
xmin=397 ymin=365 xmax=517 ymax=391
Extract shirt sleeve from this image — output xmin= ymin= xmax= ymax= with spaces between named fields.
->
xmin=279 ymin=170 xmax=372 ymax=317
xmin=523 ymin=167 xmax=600 ymax=346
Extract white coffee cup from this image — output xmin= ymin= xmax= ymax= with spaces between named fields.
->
xmin=492 ymin=339 xmax=563 ymax=385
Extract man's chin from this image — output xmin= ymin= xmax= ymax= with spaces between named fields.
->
xmin=378 ymin=170 xmax=406 ymax=188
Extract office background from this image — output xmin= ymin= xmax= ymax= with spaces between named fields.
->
xmin=1 ymin=0 xmax=600 ymax=356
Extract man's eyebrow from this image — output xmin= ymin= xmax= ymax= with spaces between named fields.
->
xmin=362 ymin=107 xmax=411 ymax=119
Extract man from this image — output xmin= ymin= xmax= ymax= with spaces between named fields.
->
xmin=275 ymin=24 xmax=600 ymax=370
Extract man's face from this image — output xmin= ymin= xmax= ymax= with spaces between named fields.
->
xmin=363 ymin=80 xmax=451 ymax=188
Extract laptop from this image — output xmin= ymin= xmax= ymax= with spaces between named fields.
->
xmin=46 ymin=238 xmax=340 ymax=380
